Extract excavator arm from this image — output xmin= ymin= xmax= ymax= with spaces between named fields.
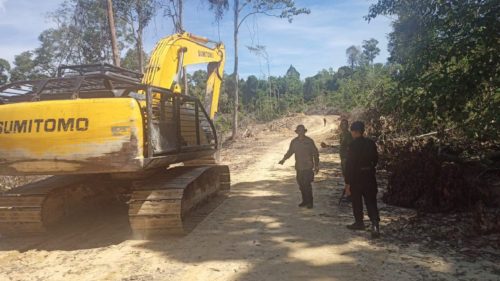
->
xmin=142 ymin=32 xmax=225 ymax=119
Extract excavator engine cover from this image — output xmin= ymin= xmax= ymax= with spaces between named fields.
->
xmin=0 ymin=98 xmax=144 ymax=175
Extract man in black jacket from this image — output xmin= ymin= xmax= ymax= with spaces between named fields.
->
xmin=344 ymin=121 xmax=380 ymax=238
xmin=279 ymin=125 xmax=320 ymax=209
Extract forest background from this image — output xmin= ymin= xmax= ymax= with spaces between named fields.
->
xmin=0 ymin=0 xmax=497 ymax=142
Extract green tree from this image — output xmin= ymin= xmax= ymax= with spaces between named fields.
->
xmin=282 ymin=73 xmax=303 ymax=109
xmin=114 ymin=0 xmax=156 ymax=72
xmin=10 ymin=52 xmax=41 ymax=81
xmin=242 ymin=75 xmax=259 ymax=107
xmin=285 ymin=65 xmax=300 ymax=80
xmin=0 ymin=59 xmax=10 ymax=85
xmin=33 ymin=28 xmax=73 ymax=77
xmin=9 ymin=0 xmax=132 ymax=80
xmin=335 ymin=66 xmax=354 ymax=79
xmin=361 ymin=38 xmax=380 ymax=64
xmin=367 ymin=0 xmax=499 ymax=139
xmin=303 ymin=69 xmax=333 ymax=101
xmin=331 ymin=63 xmax=392 ymax=110
xmin=218 ymin=73 xmax=232 ymax=113
xmin=51 ymin=0 xmax=118 ymax=64
xmin=121 ymin=48 xmax=149 ymax=72
xmin=346 ymin=45 xmax=361 ymax=68
xmin=188 ymin=69 xmax=208 ymax=103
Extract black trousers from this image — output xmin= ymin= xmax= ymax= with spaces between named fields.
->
xmin=296 ymin=169 xmax=314 ymax=205
xmin=340 ymin=157 xmax=347 ymax=179
xmin=351 ymin=181 xmax=379 ymax=224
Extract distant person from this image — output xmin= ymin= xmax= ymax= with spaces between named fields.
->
xmin=344 ymin=121 xmax=380 ymax=238
xmin=323 ymin=117 xmax=327 ymax=127
xmin=279 ymin=125 xmax=320 ymax=209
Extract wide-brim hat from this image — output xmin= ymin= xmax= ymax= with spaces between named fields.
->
xmin=295 ymin=124 xmax=307 ymax=133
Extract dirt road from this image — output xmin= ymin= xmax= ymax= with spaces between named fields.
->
xmin=0 ymin=115 xmax=498 ymax=281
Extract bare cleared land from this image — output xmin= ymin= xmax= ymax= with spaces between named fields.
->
xmin=0 ymin=115 xmax=498 ymax=281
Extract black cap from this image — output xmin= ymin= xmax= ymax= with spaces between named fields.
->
xmin=295 ymin=124 xmax=307 ymax=133
xmin=350 ymin=121 xmax=365 ymax=132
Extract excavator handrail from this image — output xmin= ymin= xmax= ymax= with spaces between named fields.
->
xmin=57 ymin=63 xmax=144 ymax=80
xmin=0 ymin=69 xmax=146 ymax=103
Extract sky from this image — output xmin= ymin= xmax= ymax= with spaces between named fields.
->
xmin=0 ymin=0 xmax=392 ymax=79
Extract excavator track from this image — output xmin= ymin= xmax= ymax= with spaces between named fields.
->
xmin=0 ymin=175 xmax=125 ymax=235
xmin=0 ymin=165 xmax=230 ymax=236
xmin=128 ymin=165 xmax=230 ymax=235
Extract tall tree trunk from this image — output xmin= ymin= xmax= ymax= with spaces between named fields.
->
xmin=178 ymin=0 xmax=183 ymax=32
xmin=232 ymin=0 xmax=239 ymax=139
xmin=137 ymin=26 xmax=144 ymax=73
xmin=135 ymin=0 xmax=144 ymax=73
xmin=106 ymin=0 xmax=120 ymax=66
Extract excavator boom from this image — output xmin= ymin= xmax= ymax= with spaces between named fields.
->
xmin=143 ymin=32 xmax=225 ymax=119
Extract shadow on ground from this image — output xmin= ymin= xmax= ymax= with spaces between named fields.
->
xmin=0 ymin=203 xmax=131 ymax=252
xmin=0 ymin=192 xmax=229 ymax=252
xmin=130 ymin=173 xmax=459 ymax=281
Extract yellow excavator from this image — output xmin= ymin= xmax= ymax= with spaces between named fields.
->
xmin=0 ymin=32 xmax=229 ymax=235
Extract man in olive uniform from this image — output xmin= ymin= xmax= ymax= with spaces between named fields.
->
xmin=279 ymin=125 xmax=320 ymax=209
xmin=339 ymin=119 xmax=353 ymax=179
xmin=344 ymin=121 xmax=380 ymax=238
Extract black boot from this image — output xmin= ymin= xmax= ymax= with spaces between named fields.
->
xmin=306 ymin=197 xmax=313 ymax=209
xmin=346 ymin=222 xmax=365 ymax=230
xmin=371 ymin=222 xmax=380 ymax=239
xmin=298 ymin=202 xmax=307 ymax=207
